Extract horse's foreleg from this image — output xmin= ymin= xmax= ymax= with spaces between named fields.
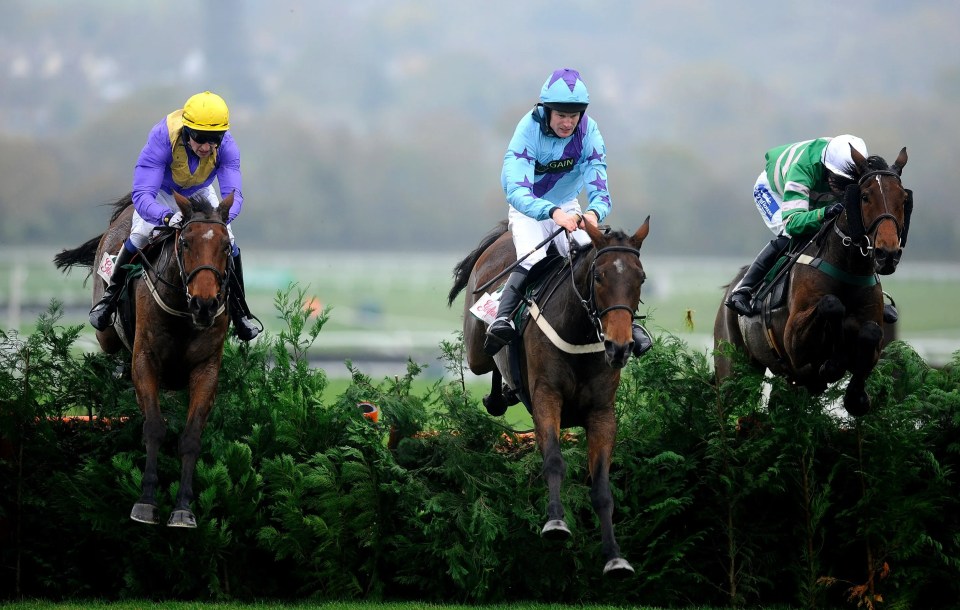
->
xmin=168 ymin=363 xmax=220 ymax=528
xmin=786 ymin=295 xmax=845 ymax=389
xmin=586 ymin=412 xmax=634 ymax=578
xmin=843 ymin=321 xmax=883 ymax=417
xmin=130 ymin=362 xmax=164 ymax=525
xmin=533 ymin=391 xmax=569 ymax=541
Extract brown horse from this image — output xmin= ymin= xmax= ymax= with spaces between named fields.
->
xmin=448 ymin=218 xmax=650 ymax=577
xmin=715 ymin=147 xmax=910 ymax=416
xmin=54 ymin=192 xmax=233 ymax=527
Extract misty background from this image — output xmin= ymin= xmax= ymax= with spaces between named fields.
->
xmin=2 ymin=0 xmax=959 ymax=261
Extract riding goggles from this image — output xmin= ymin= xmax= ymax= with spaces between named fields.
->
xmin=184 ymin=127 xmax=225 ymax=146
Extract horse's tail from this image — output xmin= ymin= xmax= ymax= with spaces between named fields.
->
xmin=53 ymin=193 xmax=134 ymax=272
xmin=447 ymin=220 xmax=508 ymax=306
xmin=109 ymin=192 xmax=134 ymax=223
xmin=53 ymin=234 xmax=103 ymax=271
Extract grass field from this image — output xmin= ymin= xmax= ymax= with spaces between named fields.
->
xmin=3 ymin=247 xmax=958 ymax=373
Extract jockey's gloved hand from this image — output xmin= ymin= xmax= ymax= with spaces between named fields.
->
xmin=823 ymin=203 xmax=844 ymax=220
xmin=163 ymin=211 xmax=184 ymax=228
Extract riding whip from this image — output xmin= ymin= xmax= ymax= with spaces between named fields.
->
xmin=474 ymin=225 xmax=567 ymax=294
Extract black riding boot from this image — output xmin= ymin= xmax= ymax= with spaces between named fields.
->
xmin=882 ymin=292 xmax=899 ymax=324
xmin=89 ymin=246 xmax=136 ymax=331
xmin=632 ymin=321 xmax=653 ymax=358
xmin=725 ymin=235 xmax=790 ymax=316
xmin=228 ymin=251 xmax=260 ymax=341
xmin=483 ymin=269 xmax=529 ymax=356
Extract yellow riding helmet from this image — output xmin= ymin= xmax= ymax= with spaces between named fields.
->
xmin=182 ymin=91 xmax=230 ymax=131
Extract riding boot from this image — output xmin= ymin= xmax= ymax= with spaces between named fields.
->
xmin=228 ymin=251 xmax=260 ymax=341
xmin=725 ymin=235 xmax=791 ymax=317
xmin=632 ymin=321 xmax=653 ymax=358
xmin=89 ymin=246 xmax=136 ymax=331
xmin=483 ymin=269 xmax=529 ymax=356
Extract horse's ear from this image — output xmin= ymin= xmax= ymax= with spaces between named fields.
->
xmin=892 ymin=147 xmax=908 ymax=175
xmin=850 ymin=144 xmax=868 ymax=172
xmin=583 ymin=219 xmax=604 ymax=244
xmin=631 ymin=216 xmax=650 ymax=247
xmin=173 ymin=191 xmax=191 ymax=215
xmin=219 ymin=192 xmax=234 ymax=223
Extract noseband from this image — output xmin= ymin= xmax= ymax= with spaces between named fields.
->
xmin=175 ymin=218 xmax=230 ymax=308
xmin=570 ymin=245 xmax=643 ymax=341
xmin=835 ymin=169 xmax=904 ymax=257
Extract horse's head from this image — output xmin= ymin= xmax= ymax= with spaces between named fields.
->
xmin=583 ymin=217 xmax=650 ymax=369
xmin=173 ymin=192 xmax=232 ymax=329
xmin=845 ymin=146 xmax=910 ymax=275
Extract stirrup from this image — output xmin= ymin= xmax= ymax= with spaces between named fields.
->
xmin=725 ymin=290 xmax=755 ymax=317
xmin=483 ymin=318 xmax=515 ymax=355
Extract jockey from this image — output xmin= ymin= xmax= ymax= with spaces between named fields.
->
xmin=88 ymin=91 xmax=260 ymax=341
xmin=725 ymin=135 xmax=899 ymax=322
xmin=484 ymin=68 xmax=652 ymax=357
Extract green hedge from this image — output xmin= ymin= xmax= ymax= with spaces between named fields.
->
xmin=2 ymin=288 xmax=959 ymax=608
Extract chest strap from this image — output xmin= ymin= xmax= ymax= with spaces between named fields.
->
xmin=795 ymin=254 xmax=879 ymax=287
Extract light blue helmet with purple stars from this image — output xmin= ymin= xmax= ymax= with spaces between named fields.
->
xmin=539 ymin=68 xmax=590 ymax=112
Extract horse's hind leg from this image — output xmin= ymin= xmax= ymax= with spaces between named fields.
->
xmin=843 ymin=321 xmax=883 ymax=417
xmin=587 ymin=410 xmax=635 ymax=578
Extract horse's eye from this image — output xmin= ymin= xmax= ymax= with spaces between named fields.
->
xmin=593 ymin=272 xmax=602 ymax=284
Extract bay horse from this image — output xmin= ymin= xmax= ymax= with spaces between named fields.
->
xmin=715 ymin=147 xmax=910 ymax=416
xmin=54 ymin=191 xmax=233 ymax=527
xmin=448 ymin=218 xmax=650 ymax=577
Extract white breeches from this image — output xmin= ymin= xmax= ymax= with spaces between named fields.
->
xmin=508 ymin=199 xmax=591 ymax=270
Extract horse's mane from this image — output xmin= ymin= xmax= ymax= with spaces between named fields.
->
xmin=186 ymin=195 xmax=218 ymax=217
xmin=447 ymin=220 xmax=509 ymax=306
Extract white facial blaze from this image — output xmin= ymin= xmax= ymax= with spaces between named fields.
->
xmin=202 ymin=228 xmax=215 ymax=240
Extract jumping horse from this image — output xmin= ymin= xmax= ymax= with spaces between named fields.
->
xmin=54 ymin=191 xmax=234 ymax=527
xmin=715 ymin=146 xmax=911 ymax=416
xmin=448 ymin=218 xmax=650 ymax=577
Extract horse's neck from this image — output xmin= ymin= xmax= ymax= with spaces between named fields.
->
xmin=542 ymin=253 xmax=593 ymax=330
xmin=148 ymin=239 xmax=185 ymax=302
xmin=818 ymin=221 xmax=875 ymax=274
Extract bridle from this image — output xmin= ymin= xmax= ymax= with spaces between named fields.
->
xmin=834 ymin=169 xmax=904 ymax=257
xmin=568 ymin=244 xmax=643 ymax=342
xmin=174 ymin=217 xmax=230 ymax=310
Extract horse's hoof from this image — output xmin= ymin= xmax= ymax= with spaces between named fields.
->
xmin=167 ymin=509 xmax=197 ymax=528
xmin=603 ymin=557 xmax=636 ymax=578
xmin=541 ymin=519 xmax=572 ymax=541
xmin=483 ymin=395 xmax=508 ymax=417
xmin=844 ymin=391 xmax=871 ymax=417
xmin=130 ymin=502 xmax=159 ymax=525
